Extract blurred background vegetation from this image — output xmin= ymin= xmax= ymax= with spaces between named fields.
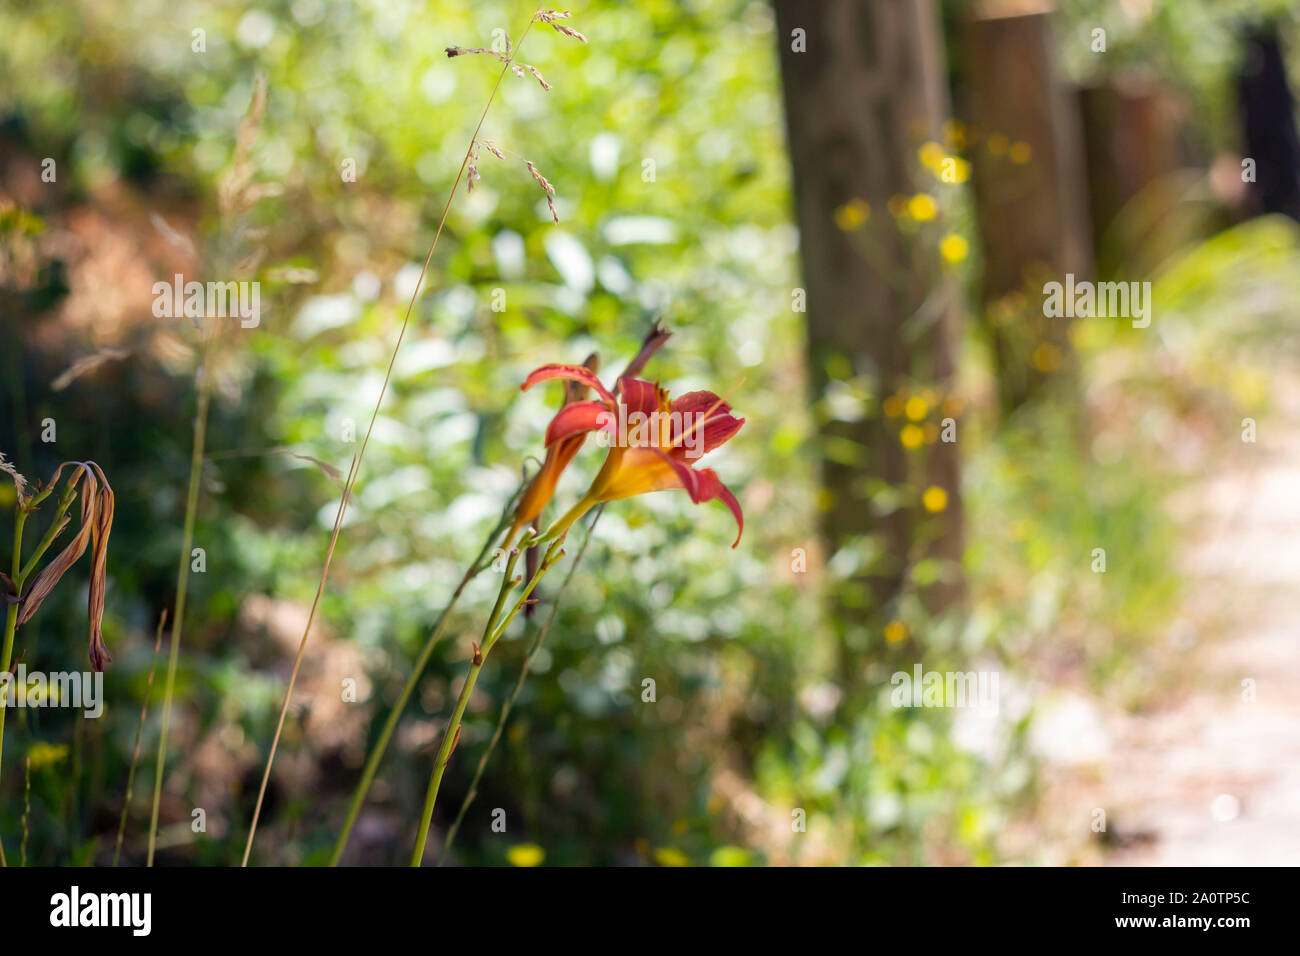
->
xmin=2 ymin=0 xmax=1299 ymax=866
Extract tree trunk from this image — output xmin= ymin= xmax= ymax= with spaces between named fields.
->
xmin=1079 ymin=75 xmax=1185 ymax=274
xmin=962 ymin=3 xmax=1093 ymax=414
xmin=774 ymin=0 xmax=963 ymax=681
xmin=1238 ymin=22 xmax=1300 ymax=222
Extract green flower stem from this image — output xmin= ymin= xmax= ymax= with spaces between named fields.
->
xmin=409 ymin=535 xmax=565 ymax=866
xmin=17 ymin=485 xmax=77 ymax=583
xmin=328 ymin=484 xmax=523 ymax=866
xmin=543 ymin=493 xmax=598 ymax=545
xmin=437 ymin=505 xmax=602 ymax=864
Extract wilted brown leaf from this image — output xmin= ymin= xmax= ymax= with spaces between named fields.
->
xmin=14 ymin=461 xmax=115 ymax=671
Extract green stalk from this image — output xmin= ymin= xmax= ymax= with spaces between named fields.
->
xmin=147 ymin=361 xmax=212 ymax=866
xmin=20 ymin=757 xmax=30 ymax=866
xmin=113 ymin=610 xmax=166 ymax=866
xmin=437 ymin=505 xmax=601 ymax=864
xmin=409 ymin=535 xmax=565 ymax=866
xmin=17 ymin=485 xmax=76 ymax=583
xmin=0 ymin=505 xmax=28 ymax=867
xmin=327 ymin=483 xmax=523 ymax=866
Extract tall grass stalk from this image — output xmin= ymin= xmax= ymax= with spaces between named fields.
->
xmin=146 ymin=360 xmax=212 ymax=866
xmin=19 ymin=757 xmax=29 ymax=866
xmin=0 ymin=513 xmax=25 ymax=868
xmin=114 ymin=610 xmax=166 ymax=866
xmin=437 ymin=505 xmax=601 ymax=864
xmin=242 ymin=16 xmax=539 ymax=866
xmin=143 ymin=70 xmax=270 ymax=866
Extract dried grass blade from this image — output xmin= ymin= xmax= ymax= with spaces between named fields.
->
xmin=0 ymin=452 xmax=26 ymax=500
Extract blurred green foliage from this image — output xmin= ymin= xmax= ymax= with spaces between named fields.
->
xmin=2 ymin=0 xmax=1296 ymax=866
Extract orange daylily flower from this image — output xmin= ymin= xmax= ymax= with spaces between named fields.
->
xmin=509 ymin=355 xmax=599 ymax=544
xmin=520 ymin=364 xmax=745 ymax=547
xmin=508 ymin=323 xmax=672 ymax=544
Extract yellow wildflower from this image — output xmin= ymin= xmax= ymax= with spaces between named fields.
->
xmin=922 ymin=486 xmax=949 ymax=513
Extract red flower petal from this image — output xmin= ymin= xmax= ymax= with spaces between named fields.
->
xmin=696 ymin=468 xmax=744 ymax=548
xmin=522 ymin=364 xmax=616 ymax=405
xmin=545 ymin=400 xmax=617 ymax=446
xmin=617 ymin=377 xmax=660 ymax=419
xmin=671 ymin=390 xmax=732 ymax=419
xmin=652 ymin=451 xmax=744 ymax=548
xmin=670 ymin=391 xmax=744 ymax=456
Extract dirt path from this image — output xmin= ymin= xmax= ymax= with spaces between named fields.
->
xmin=1101 ymin=380 xmax=1300 ymax=865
